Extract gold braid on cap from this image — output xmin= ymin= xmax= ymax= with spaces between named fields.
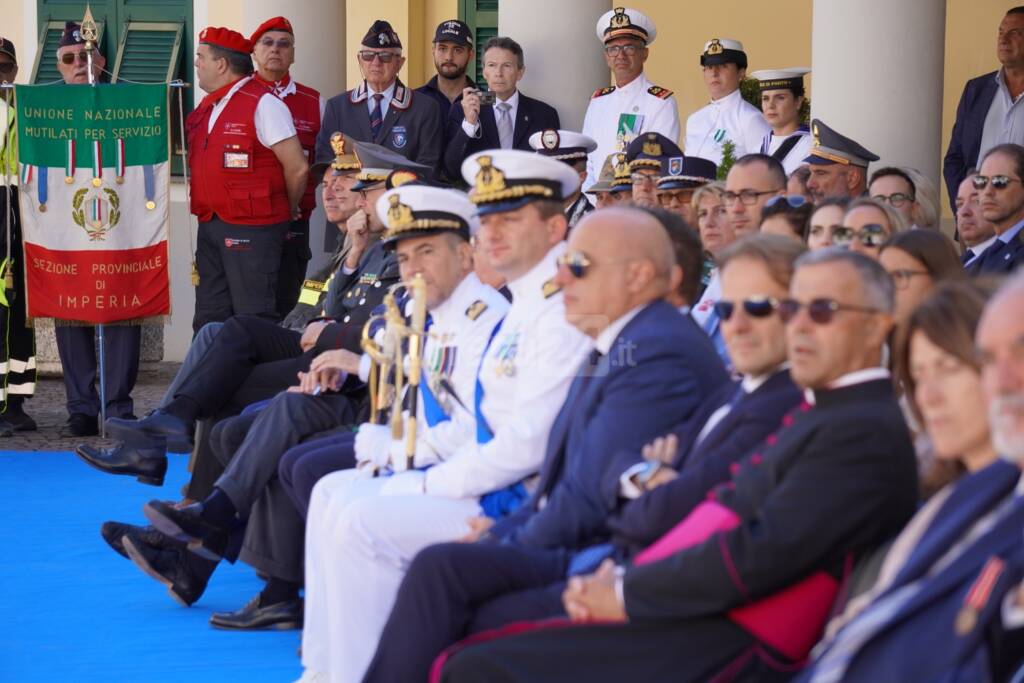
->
xmin=470 ymin=156 xmax=555 ymax=204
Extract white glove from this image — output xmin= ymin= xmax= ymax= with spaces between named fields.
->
xmin=378 ymin=469 xmax=427 ymax=496
xmin=354 ymin=424 xmax=392 ymax=469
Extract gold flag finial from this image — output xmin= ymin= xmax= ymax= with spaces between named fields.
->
xmin=81 ymin=5 xmax=99 ymax=46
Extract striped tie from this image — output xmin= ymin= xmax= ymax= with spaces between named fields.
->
xmin=369 ymin=93 xmax=384 ymax=140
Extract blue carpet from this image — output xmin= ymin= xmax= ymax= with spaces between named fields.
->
xmin=0 ymin=450 xmax=301 ymax=682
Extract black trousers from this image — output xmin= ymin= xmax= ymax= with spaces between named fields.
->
xmin=55 ymin=324 xmax=141 ymax=418
xmin=0 ymin=187 xmax=36 ymax=402
xmin=276 ymin=219 xmax=311 ymax=319
xmin=210 ymin=391 xmax=357 ymax=583
xmin=363 ymin=543 xmax=569 ymax=683
xmin=278 ymin=429 xmax=358 ymax=519
xmin=193 ymin=218 xmax=288 ymax=333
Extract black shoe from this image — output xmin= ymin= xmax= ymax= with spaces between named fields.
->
xmin=209 ymin=595 xmax=303 ymax=631
xmin=3 ymin=405 xmax=36 ymax=432
xmin=101 ymin=520 xmax=183 ymax=560
xmin=123 ymin=535 xmax=213 ymax=607
xmin=0 ymin=419 xmax=12 ymax=437
xmin=75 ymin=442 xmax=168 ymax=486
xmin=63 ymin=413 xmax=99 ymax=437
xmin=143 ymin=499 xmax=230 ymax=561
xmin=106 ymin=409 xmax=194 ymax=452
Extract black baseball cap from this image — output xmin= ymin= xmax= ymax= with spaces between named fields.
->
xmin=0 ymin=38 xmax=17 ymax=63
xmin=433 ymin=19 xmax=472 ymax=47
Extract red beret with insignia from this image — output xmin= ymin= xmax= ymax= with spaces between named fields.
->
xmin=250 ymin=16 xmax=294 ymax=44
xmin=199 ymin=26 xmax=252 ymax=55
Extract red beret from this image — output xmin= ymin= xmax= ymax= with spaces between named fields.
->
xmin=199 ymin=26 xmax=252 ymax=55
xmin=250 ymin=17 xmax=293 ymax=44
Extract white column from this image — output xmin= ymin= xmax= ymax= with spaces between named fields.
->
xmin=499 ymin=0 xmax=609 ymax=131
xmin=811 ymin=0 xmax=945 ymax=186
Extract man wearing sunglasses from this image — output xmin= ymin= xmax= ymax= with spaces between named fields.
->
xmin=433 ymin=251 xmax=916 ymax=683
xmin=970 ymin=143 xmax=1024 ymax=275
xmin=804 ymin=118 xmax=879 ymax=202
xmin=315 ymin=20 xmax=442 ymax=176
xmin=655 ymin=155 xmax=716 ymax=225
xmin=582 ymin=7 xmax=679 ymax=192
xmin=248 ymin=17 xmax=325 ymax=320
xmin=55 ymin=21 xmax=106 ymax=85
xmin=0 ymin=38 xmax=37 ymax=434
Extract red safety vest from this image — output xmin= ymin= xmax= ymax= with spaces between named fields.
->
xmin=186 ymin=78 xmax=292 ymax=225
xmin=253 ymin=74 xmax=321 ymax=219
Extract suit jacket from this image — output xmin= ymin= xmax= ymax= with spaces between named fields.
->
xmin=443 ymin=92 xmax=560 ymax=181
xmin=492 ymin=301 xmax=729 ymax=551
xmin=315 ymin=79 xmax=443 ymax=171
xmin=944 ymin=71 xmax=999 ymax=211
xmin=796 ymin=460 xmax=1024 ymax=683
xmin=970 ymin=231 xmax=1024 ymax=276
xmin=605 ymin=369 xmax=802 ymax=553
xmin=623 ymin=378 xmax=918 ymax=623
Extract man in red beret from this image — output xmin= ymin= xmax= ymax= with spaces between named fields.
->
xmin=315 ymin=20 xmax=442 ymax=175
xmin=187 ymin=26 xmax=309 ymax=333
xmin=249 ymin=16 xmax=325 ymax=318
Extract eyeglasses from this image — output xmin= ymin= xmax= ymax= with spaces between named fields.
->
xmin=713 ymin=296 xmax=781 ymax=322
xmin=765 ymin=195 xmax=808 ymax=209
xmin=832 ymin=224 xmax=889 ymax=248
xmin=630 ymin=173 xmax=658 ymax=186
xmin=604 ymin=45 xmax=641 ymax=57
xmin=60 ymin=51 xmax=89 ymax=65
xmin=657 ymin=189 xmax=695 ymax=207
xmin=778 ymin=297 xmax=883 ymax=325
xmin=358 ymin=50 xmax=398 ymax=64
xmin=257 ymin=37 xmax=294 ymax=49
xmin=722 ymin=188 xmax=785 ymax=206
xmin=972 ymin=174 xmax=1022 ymax=191
xmin=872 ymin=192 xmax=915 ymax=208
xmin=887 ymin=268 xmax=930 ymax=290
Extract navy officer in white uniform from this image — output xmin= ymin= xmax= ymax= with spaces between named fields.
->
xmin=685 ymin=38 xmax=771 ymax=166
xmin=750 ymin=68 xmax=812 ymax=175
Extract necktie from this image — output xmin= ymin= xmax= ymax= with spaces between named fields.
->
xmin=961 ymin=248 xmax=975 ymax=266
xmin=369 ymin=93 xmax=384 ymax=140
xmin=495 ymin=101 xmax=513 ymax=149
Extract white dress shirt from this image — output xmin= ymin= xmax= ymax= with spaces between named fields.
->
xmin=582 ymin=72 xmax=681 ymax=191
xmin=462 ymin=90 xmax=520 ymax=140
xmin=366 ymin=80 xmax=397 ymax=121
xmin=978 ymin=69 xmax=1024 ymax=166
xmin=208 ymin=76 xmax=297 ymax=148
xmin=685 ymin=88 xmax=772 ymax=166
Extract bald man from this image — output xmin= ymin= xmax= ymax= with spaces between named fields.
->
xmin=361 ymin=206 xmax=729 ymax=683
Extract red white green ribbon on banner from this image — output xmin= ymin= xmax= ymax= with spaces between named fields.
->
xmin=19 ymin=163 xmax=31 ymax=185
xmin=65 ymin=140 xmax=75 ymax=184
xmin=115 ymin=138 xmax=125 ymax=184
xmin=91 ymin=140 xmax=103 ymax=188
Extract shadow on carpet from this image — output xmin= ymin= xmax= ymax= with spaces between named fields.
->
xmin=0 ymin=450 xmax=301 ymax=682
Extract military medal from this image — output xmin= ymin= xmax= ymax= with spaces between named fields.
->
xmin=91 ymin=140 xmax=103 ymax=187
xmin=65 ymin=140 xmax=75 ymax=184
xmin=114 ymin=138 xmax=125 ymax=184
xmin=955 ymin=556 xmax=1006 ymax=636
xmin=143 ymin=164 xmax=156 ymax=210
xmin=37 ymin=166 xmax=48 ymax=212
xmin=494 ymin=332 xmax=519 ymax=377
xmin=191 ymin=260 xmax=199 ymax=287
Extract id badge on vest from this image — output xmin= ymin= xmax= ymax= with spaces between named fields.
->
xmin=223 ymin=143 xmax=251 ymax=170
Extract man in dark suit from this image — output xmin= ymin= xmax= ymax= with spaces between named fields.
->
xmin=362 ymin=233 xmax=801 ymax=682
xmin=969 ymin=143 xmax=1024 ymax=275
xmin=315 ymin=20 xmax=442 ymax=172
xmin=443 ymin=36 xmax=560 ymax=181
xmin=944 ymin=7 xmax=1024 ymax=212
xmin=435 ymin=249 xmax=918 ymax=683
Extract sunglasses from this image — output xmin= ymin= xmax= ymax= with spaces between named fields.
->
xmin=778 ymin=297 xmax=882 ymax=325
xmin=972 ymin=174 xmax=1022 ymax=190
xmin=713 ymin=296 xmax=780 ymax=321
xmin=257 ymin=37 xmax=294 ymax=49
xmin=556 ymin=251 xmax=631 ymax=279
xmin=832 ymin=224 xmax=889 ymax=248
xmin=358 ymin=50 xmax=398 ymax=63
xmin=60 ymin=51 xmax=90 ymax=65
xmin=872 ymin=192 xmax=915 ymax=208
xmin=764 ymin=195 xmax=807 ymax=209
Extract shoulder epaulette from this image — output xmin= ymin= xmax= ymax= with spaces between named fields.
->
xmin=647 ymin=85 xmax=673 ymax=100
xmin=465 ymin=300 xmax=488 ymax=320
xmin=592 ymin=86 xmax=616 ymax=99
xmin=542 ymin=279 xmax=561 ymax=299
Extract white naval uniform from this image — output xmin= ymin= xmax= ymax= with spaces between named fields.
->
xmin=581 ymin=73 xmax=680 ymax=191
xmin=300 ymin=243 xmax=592 ymax=683
xmin=684 ymin=88 xmax=772 ymax=166
xmin=759 ymin=129 xmax=813 ymax=175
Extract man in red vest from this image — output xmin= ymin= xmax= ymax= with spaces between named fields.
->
xmin=186 ymin=26 xmax=309 ymax=333
xmin=249 ymin=17 xmax=324 ymax=318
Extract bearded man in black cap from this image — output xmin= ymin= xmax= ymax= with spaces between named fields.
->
xmin=315 ymin=20 xmax=442 ymax=172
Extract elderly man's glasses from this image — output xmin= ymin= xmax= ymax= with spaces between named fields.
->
xmin=778 ymin=298 xmax=882 ymax=325
xmin=832 ymin=224 xmax=888 ymax=248
xmin=257 ymin=37 xmax=294 ymax=49
xmin=60 ymin=51 xmax=90 ymax=65
xmin=722 ymin=188 xmax=784 ymax=206
xmin=973 ymin=174 xmax=1022 ymax=191
xmin=630 ymin=173 xmax=658 ymax=186
xmin=556 ymin=251 xmax=631 ymax=279
xmin=657 ymin=190 xmax=694 ymax=207
xmin=872 ymin=192 xmax=915 ymax=208
xmin=359 ymin=50 xmax=398 ymax=63
xmin=713 ymin=297 xmax=780 ymax=321
xmin=604 ymin=45 xmax=641 ymax=57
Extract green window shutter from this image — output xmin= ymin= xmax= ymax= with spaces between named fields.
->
xmin=111 ymin=21 xmax=183 ymax=84
xmin=31 ymin=19 xmax=105 ymax=83
xmin=461 ymin=0 xmax=499 ymax=82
